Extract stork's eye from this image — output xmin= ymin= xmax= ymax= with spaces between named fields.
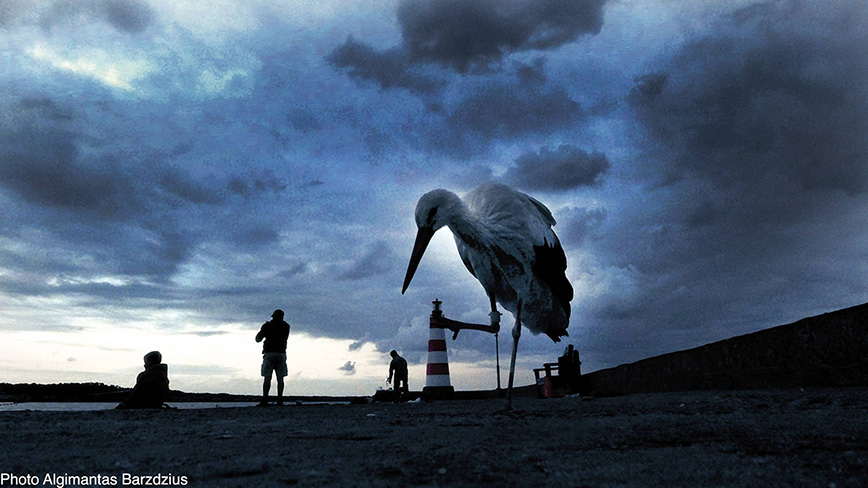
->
xmin=427 ymin=206 xmax=438 ymax=222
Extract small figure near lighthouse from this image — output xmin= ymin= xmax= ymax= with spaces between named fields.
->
xmin=387 ymin=350 xmax=409 ymax=401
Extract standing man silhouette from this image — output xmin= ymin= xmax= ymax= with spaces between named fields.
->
xmin=256 ymin=309 xmax=290 ymax=406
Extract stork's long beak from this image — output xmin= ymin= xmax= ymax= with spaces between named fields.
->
xmin=402 ymin=226 xmax=435 ymax=294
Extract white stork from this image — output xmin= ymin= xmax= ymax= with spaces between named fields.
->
xmin=402 ymin=183 xmax=573 ymax=409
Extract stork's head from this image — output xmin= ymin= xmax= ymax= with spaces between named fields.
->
xmin=414 ymin=189 xmax=461 ymax=231
xmin=402 ymin=189 xmax=462 ymax=294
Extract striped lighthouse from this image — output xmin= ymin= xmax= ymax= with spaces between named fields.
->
xmin=423 ymin=299 xmax=455 ymax=399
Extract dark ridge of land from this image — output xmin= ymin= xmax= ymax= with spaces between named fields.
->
xmin=0 ymin=382 xmax=130 ymax=403
xmin=582 ymin=301 xmax=868 ymax=397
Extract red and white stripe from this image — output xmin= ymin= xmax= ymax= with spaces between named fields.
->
xmin=425 ymin=319 xmax=451 ymax=388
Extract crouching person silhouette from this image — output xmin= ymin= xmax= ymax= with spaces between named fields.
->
xmin=116 ymin=351 xmax=170 ymax=409
xmin=256 ymin=309 xmax=290 ymax=406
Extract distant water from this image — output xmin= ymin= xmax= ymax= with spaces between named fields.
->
xmin=0 ymin=399 xmax=356 ymax=412
xmin=0 ymin=402 xmax=266 ymax=411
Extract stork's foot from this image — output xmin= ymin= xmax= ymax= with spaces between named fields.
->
xmin=493 ymin=401 xmax=518 ymax=415
xmin=437 ymin=315 xmax=500 ymax=340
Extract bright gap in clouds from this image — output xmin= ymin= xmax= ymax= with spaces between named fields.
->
xmin=0 ymin=317 xmax=395 ymax=396
xmin=26 ymin=44 xmax=153 ymax=92
xmin=0 ymin=320 xmax=528 ymax=396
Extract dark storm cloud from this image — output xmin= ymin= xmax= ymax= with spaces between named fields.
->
xmin=328 ymin=0 xmax=609 ymax=95
xmin=396 ymin=0 xmax=607 ymax=72
xmin=227 ymin=171 xmax=288 ymax=198
xmin=223 ymin=225 xmax=281 ymax=249
xmin=333 ymin=54 xmax=585 ymax=157
xmin=325 ymin=3 xmax=590 ymax=160
xmin=504 ymin=144 xmax=609 ymax=191
xmin=185 ymin=330 xmax=230 ymax=337
xmin=631 ymin=0 xmax=868 ymax=195
xmin=158 ymin=167 xmax=225 ymax=206
xmin=338 ymin=361 xmax=356 ymax=375
xmin=17 ymin=98 xmax=74 ymax=121
xmin=0 ymin=113 xmax=228 ymax=221
xmin=38 ymin=0 xmax=155 ymax=34
xmin=287 ymin=108 xmax=321 ymax=133
xmin=279 ymin=262 xmax=310 ymax=279
xmin=559 ymin=207 xmax=606 ymax=248
xmin=101 ymin=0 xmax=154 ymax=33
xmin=0 ymin=94 xmax=289 ymax=286
xmin=339 ymin=240 xmax=393 ymax=280
xmin=0 ymin=0 xmax=27 ymax=27
xmin=326 ymin=37 xmax=443 ymax=94
xmin=0 ymin=126 xmax=139 ymax=219
xmin=447 ymin=74 xmax=581 ymax=142
xmin=627 ymin=73 xmax=667 ymax=105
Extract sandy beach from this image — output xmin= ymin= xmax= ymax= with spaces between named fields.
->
xmin=1 ymin=387 xmax=866 ymax=488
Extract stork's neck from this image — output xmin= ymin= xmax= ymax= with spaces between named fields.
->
xmin=443 ymin=200 xmax=485 ymax=246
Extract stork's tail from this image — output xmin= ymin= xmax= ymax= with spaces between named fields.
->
xmin=546 ymin=328 xmax=568 ymax=343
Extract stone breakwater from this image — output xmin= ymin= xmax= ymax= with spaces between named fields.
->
xmin=583 ymin=303 xmax=868 ymax=397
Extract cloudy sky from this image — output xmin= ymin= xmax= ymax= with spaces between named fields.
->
xmin=2 ymin=0 xmax=866 ymax=396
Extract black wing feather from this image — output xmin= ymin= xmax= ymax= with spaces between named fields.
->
xmin=532 ymin=237 xmax=573 ymax=319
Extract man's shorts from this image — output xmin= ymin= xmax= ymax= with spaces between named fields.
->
xmin=261 ymin=352 xmax=288 ymax=377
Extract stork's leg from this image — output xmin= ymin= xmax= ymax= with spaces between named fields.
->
xmin=505 ymin=300 xmax=522 ymax=411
